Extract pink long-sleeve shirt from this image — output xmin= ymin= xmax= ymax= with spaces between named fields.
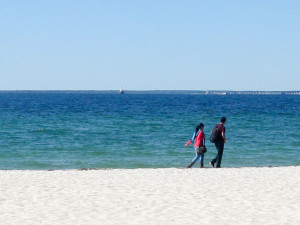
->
xmin=185 ymin=131 xmax=205 ymax=147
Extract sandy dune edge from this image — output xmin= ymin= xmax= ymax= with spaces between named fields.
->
xmin=0 ymin=167 xmax=299 ymax=225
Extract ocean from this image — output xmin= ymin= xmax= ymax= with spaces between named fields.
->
xmin=0 ymin=91 xmax=299 ymax=170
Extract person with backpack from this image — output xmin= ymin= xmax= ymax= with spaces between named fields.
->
xmin=209 ymin=117 xmax=227 ymax=168
xmin=185 ymin=123 xmax=206 ymax=168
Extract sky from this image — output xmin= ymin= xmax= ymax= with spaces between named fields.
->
xmin=0 ymin=0 xmax=299 ymax=91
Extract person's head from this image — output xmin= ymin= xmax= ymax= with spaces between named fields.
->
xmin=220 ymin=117 xmax=226 ymax=124
xmin=199 ymin=123 xmax=204 ymax=130
xmin=196 ymin=123 xmax=204 ymax=132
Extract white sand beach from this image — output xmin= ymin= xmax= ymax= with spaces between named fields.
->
xmin=0 ymin=167 xmax=299 ymax=225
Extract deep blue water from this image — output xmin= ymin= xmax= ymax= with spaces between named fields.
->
xmin=0 ymin=91 xmax=299 ymax=169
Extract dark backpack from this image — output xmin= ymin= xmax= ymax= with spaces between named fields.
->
xmin=210 ymin=125 xmax=221 ymax=143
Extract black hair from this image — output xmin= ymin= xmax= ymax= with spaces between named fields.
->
xmin=221 ymin=117 xmax=226 ymax=123
xmin=195 ymin=123 xmax=204 ymax=133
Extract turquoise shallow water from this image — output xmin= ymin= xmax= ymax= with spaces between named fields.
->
xmin=0 ymin=91 xmax=299 ymax=169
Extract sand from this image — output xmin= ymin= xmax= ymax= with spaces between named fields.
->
xmin=0 ymin=167 xmax=299 ymax=225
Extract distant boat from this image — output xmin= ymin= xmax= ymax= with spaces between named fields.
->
xmin=119 ymin=86 xmax=124 ymax=94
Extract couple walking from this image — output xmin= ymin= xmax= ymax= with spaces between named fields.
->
xmin=185 ymin=117 xmax=227 ymax=168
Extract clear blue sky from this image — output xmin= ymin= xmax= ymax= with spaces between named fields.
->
xmin=1 ymin=0 xmax=299 ymax=91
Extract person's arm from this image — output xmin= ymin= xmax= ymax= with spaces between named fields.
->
xmin=221 ymin=132 xmax=226 ymax=143
xmin=185 ymin=132 xmax=196 ymax=147
xmin=185 ymin=140 xmax=192 ymax=147
xmin=220 ymin=125 xmax=226 ymax=143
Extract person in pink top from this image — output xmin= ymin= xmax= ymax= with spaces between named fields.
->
xmin=185 ymin=123 xmax=205 ymax=168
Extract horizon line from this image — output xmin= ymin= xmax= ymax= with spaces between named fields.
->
xmin=0 ymin=89 xmax=300 ymax=92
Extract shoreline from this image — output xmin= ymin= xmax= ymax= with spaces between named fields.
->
xmin=0 ymin=165 xmax=299 ymax=171
xmin=0 ymin=167 xmax=299 ymax=224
